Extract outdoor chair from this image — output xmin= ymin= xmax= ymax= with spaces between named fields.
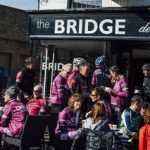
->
xmin=71 ymin=128 xmax=123 ymax=150
xmin=46 ymin=112 xmax=74 ymax=150
xmin=1 ymin=115 xmax=50 ymax=150
xmin=46 ymin=113 xmax=58 ymax=150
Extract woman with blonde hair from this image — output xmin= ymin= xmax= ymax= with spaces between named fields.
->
xmin=82 ymin=102 xmax=110 ymax=131
xmin=55 ymin=93 xmax=83 ymax=141
xmin=139 ymin=108 xmax=150 ymax=150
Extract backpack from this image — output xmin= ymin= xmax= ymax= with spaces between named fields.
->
xmin=71 ymin=128 xmax=123 ymax=150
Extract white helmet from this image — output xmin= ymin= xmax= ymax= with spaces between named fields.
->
xmin=73 ymin=57 xmax=87 ymax=66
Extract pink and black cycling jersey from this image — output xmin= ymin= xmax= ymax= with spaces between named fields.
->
xmin=49 ymin=73 xmax=70 ymax=105
xmin=111 ymin=75 xmax=129 ymax=111
xmin=0 ymin=100 xmax=28 ymax=137
xmin=70 ymin=73 xmax=90 ymax=94
xmin=15 ymin=68 xmax=36 ymax=96
xmin=67 ymin=67 xmax=79 ymax=89
xmin=26 ymin=98 xmax=46 ymax=116
xmin=55 ymin=107 xmax=82 ymax=140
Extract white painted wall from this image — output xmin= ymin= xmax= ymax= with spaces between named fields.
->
xmin=102 ymin=0 xmax=150 ymax=7
xmin=39 ymin=0 xmax=150 ymax=10
xmin=39 ymin=0 xmax=68 ymax=10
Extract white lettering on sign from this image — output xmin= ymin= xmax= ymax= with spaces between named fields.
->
xmin=67 ymin=20 xmax=77 ymax=34
xmin=55 ymin=20 xmax=65 ymax=33
xmin=79 ymin=19 xmax=83 ymax=34
xmin=37 ymin=20 xmax=50 ymax=29
xmin=99 ymin=19 xmax=113 ymax=34
xmin=42 ymin=62 xmax=64 ymax=71
xmin=85 ymin=19 xmax=98 ymax=34
xmin=54 ymin=19 xmax=126 ymax=35
xmin=115 ymin=19 xmax=126 ymax=34
xmin=139 ymin=22 xmax=150 ymax=33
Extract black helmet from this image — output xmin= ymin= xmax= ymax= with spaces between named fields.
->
xmin=73 ymin=57 xmax=87 ymax=66
xmin=142 ymin=63 xmax=150 ymax=70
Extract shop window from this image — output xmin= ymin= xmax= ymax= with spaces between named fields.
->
xmin=72 ymin=0 xmax=102 ymax=8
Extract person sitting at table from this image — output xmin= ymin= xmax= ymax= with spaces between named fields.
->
xmin=82 ymin=102 xmax=110 ymax=132
xmin=139 ymin=108 xmax=150 ymax=150
xmin=55 ymin=93 xmax=83 ymax=142
xmin=86 ymin=87 xmax=111 ymax=120
xmin=26 ymin=84 xmax=47 ymax=116
xmin=119 ymin=95 xmax=143 ymax=133
xmin=0 ymin=86 xmax=28 ymax=137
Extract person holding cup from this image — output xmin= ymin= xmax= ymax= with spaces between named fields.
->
xmin=107 ymin=66 xmax=129 ymax=124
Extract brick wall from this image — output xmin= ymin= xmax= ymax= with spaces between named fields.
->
xmin=0 ymin=5 xmax=30 ymax=82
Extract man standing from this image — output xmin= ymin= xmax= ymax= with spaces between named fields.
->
xmin=67 ymin=57 xmax=87 ymax=90
xmin=92 ymin=56 xmax=111 ymax=103
xmin=142 ymin=63 xmax=150 ymax=103
xmin=15 ymin=57 xmax=36 ymax=102
xmin=91 ymin=56 xmax=111 ymax=88
xmin=49 ymin=63 xmax=72 ymax=113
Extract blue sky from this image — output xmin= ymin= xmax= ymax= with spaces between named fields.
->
xmin=0 ymin=0 xmax=38 ymax=10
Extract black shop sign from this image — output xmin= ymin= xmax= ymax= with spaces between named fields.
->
xmin=29 ymin=12 xmax=150 ymax=40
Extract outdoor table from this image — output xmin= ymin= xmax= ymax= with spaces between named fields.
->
xmin=114 ymin=129 xmax=137 ymax=149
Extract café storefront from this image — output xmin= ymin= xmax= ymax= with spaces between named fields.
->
xmin=28 ymin=8 xmax=150 ymax=97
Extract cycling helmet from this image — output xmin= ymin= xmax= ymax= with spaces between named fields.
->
xmin=95 ymin=56 xmax=105 ymax=67
xmin=73 ymin=57 xmax=87 ymax=66
xmin=142 ymin=63 xmax=150 ymax=70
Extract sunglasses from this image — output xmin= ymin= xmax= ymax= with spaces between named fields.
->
xmin=33 ymin=90 xmax=40 ymax=93
xmin=90 ymin=94 xmax=97 ymax=97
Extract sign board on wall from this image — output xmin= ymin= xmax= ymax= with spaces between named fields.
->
xmin=39 ymin=0 xmax=68 ymax=10
xmin=29 ymin=12 xmax=150 ymax=40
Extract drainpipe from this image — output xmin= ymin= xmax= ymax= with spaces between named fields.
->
xmin=43 ymin=46 xmax=48 ymax=98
